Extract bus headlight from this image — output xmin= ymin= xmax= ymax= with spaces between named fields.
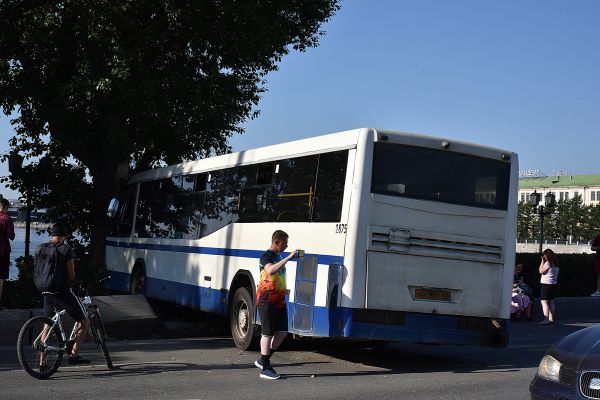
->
xmin=537 ymin=355 xmax=562 ymax=382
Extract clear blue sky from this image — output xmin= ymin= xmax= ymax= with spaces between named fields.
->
xmin=2 ymin=0 xmax=599 ymax=198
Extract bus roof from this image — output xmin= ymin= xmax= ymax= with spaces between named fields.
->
xmin=129 ymin=128 xmax=515 ymax=183
xmin=375 ymin=128 xmax=514 ymax=162
xmin=130 ymin=128 xmax=363 ymax=183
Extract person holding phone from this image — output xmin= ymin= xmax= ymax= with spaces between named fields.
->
xmin=538 ymin=249 xmax=560 ymax=325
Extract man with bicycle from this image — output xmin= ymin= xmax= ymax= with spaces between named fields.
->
xmin=35 ymin=223 xmax=90 ymax=365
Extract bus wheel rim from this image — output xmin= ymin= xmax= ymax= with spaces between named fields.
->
xmin=238 ymin=302 xmax=248 ymax=334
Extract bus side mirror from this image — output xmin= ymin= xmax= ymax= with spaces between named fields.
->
xmin=107 ymin=198 xmax=120 ymax=218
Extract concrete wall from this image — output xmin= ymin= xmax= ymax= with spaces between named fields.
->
xmin=516 ymin=242 xmax=594 ymax=254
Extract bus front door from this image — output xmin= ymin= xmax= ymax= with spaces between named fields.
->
xmin=291 ymin=255 xmax=318 ymax=334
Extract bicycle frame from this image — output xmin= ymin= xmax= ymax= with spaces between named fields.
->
xmin=38 ymin=295 xmax=94 ymax=355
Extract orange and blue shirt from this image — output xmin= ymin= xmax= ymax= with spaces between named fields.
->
xmin=256 ymin=250 xmax=286 ymax=308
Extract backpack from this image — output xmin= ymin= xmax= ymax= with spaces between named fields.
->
xmin=34 ymin=243 xmax=67 ymax=292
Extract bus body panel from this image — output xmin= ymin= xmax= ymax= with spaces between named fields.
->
xmin=502 ymin=151 xmax=520 ymax=317
xmin=341 ymin=128 xmax=374 ymax=309
xmin=371 ymin=194 xmax=509 ymax=238
xmin=364 ymin=195 xmax=510 ymax=318
xmin=106 ymin=222 xmax=348 ymax=313
xmin=365 ymin=251 xmax=504 ymax=317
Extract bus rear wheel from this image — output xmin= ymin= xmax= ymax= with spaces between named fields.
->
xmin=230 ymin=287 xmax=258 ymax=350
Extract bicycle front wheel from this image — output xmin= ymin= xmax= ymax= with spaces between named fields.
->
xmin=89 ymin=312 xmax=113 ymax=369
xmin=17 ymin=316 xmax=64 ymax=379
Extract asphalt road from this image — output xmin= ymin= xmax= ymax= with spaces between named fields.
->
xmin=0 ymin=318 xmax=596 ymax=400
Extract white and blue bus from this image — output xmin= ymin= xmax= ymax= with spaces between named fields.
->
xmin=106 ymin=128 xmax=518 ymax=349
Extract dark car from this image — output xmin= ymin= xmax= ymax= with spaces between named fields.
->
xmin=530 ymin=324 xmax=600 ymax=399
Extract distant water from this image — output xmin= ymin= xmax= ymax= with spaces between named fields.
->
xmin=7 ymin=226 xmax=49 ymax=280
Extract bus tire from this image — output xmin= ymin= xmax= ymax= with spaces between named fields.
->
xmin=230 ymin=286 xmax=259 ymax=350
xmin=130 ymin=266 xmax=146 ymax=295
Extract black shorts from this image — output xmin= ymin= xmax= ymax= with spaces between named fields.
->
xmin=0 ymin=253 xmax=9 ymax=280
xmin=540 ymin=284 xmax=558 ymax=300
xmin=43 ymin=288 xmax=87 ymax=322
xmin=258 ymin=305 xmax=288 ymax=336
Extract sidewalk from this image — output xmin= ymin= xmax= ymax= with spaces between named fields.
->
xmin=0 ymin=294 xmax=156 ymax=346
xmin=529 ymin=296 xmax=600 ymax=322
xmin=0 ymin=309 xmax=33 ymax=347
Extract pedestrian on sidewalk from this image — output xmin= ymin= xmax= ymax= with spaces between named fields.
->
xmin=590 ymin=234 xmax=600 ymax=297
xmin=254 ymin=230 xmax=299 ymax=380
xmin=539 ymin=249 xmax=559 ymax=325
xmin=0 ymin=198 xmax=15 ymax=309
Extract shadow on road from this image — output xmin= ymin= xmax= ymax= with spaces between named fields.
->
xmin=276 ymin=319 xmax=595 ymax=375
xmin=3 ymin=318 xmax=595 ymax=380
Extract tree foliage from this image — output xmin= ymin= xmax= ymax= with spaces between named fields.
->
xmin=517 ymin=201 xmax=536 ymax=239
xmin=517 ymin=197 xmax=600 ymax=242
xmin=0 ymin=0 xmax=340 ymax=276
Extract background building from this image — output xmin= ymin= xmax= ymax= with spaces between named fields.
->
xmin=518 ymin=174 xmax=600 ymax=206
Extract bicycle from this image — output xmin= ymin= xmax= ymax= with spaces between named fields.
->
xmin=17 ymin=287 xmax=114 ymax=379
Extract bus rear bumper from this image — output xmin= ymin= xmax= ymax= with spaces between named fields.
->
xmin=290 ymin=305 xmax=509 ymax=348
xmin=347 ymin=319 xmax=509 ymax=347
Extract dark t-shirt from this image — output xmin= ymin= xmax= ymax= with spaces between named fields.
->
xmin=593 ymin=235 xmax=600 ymax=261
xmin=0 ymin=211 xmax=15 ymax=256
xmin=34 ymin=241 xmax=74 ymax=292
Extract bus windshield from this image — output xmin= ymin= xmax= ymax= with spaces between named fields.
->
xmin=371 ymin=142 xmax=511 ymax=210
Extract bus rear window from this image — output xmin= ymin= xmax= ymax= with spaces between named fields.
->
xmin=372 ymin=143 xmax=510 ymax=210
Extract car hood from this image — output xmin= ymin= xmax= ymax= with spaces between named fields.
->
xmin=551 ymin=325 xmax=600 ymax=371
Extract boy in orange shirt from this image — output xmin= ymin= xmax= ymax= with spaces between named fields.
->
xmin=254 ymin=230 xmax=299 ymax=380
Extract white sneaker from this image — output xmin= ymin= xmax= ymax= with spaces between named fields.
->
xmin=591 ymin=291 xmax=600 ymax=297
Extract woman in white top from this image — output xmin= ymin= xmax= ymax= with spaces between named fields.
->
xmin=539 ymin=248 xmax=560 ymax=325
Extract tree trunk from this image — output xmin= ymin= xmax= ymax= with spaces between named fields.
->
xmin=89 ymin=188 xmax=111 ymax=271
xmin=87 ymin=160 xmax=128 ymax=272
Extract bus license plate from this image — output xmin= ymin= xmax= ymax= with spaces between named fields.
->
xmin=415 ymin=288 xmax=451 ymax=301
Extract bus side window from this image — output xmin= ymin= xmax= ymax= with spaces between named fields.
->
xmin=134 ymin=179 xmax=173 ymax=238
xmin=238 ymin=186 xmax=271 ymax=222
xmin=271 ymin=155 xmax=317 ymax=222
xmin=135 ymin=176 xmax=207 ymax=239
xmin=111 ymin=185 xmax=136 ymax=237
xmin=186 ymin=173 xmax=207 ymax=239
xmin=134 ymin=181 xmax=154 ymax=238
xmin=312 ymin=150 xmax=348 ymax=222
xmin=200 ymin=169 xmax=238 ymax=237
xmin=237 ymin=163 xmax=273 ymax=223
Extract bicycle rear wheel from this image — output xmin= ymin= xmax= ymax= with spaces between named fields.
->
xmin=17 ymin=316 xmax=64 ymax=379
xmin=89 ymin=312 xmax=113 ymax=369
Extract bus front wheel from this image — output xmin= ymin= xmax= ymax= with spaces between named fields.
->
xmin=230 ymin=287 xmax=258 ymax=350
xmin=130 ymin=267 xmax=146 ymax=295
